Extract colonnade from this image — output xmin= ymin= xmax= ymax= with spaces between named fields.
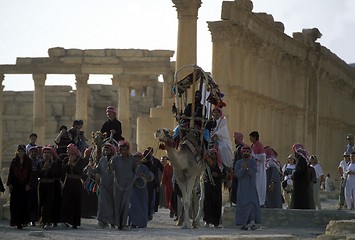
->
xmin=0 ymin=46 xmax=175 ymax=169
xmin=208 ymin=0 xmax=355 ymax=176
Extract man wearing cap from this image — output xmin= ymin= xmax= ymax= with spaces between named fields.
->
xmin=249 ymin=131 xmax=267 ymax=207
xmin=37 ymin=146 xmax=62 ymax=229
xmin=345 ymin=134 xmax=354 ymax=155
xmin=230 ymin=132 xmax=245 ymax=205
xmin=101 ymin=106 xmax=124 ymax=142
xmin=344 ymin=150 xmax=355 ymax=210
xmin=85 ymin=143 xmax=116 ymax=228
xmin=28 ymin=147 xmax=41 ymax=226
xmin=281 ymin=154 xmax=296 ymax=209
xmin=338 ymin=152 xmax=351 ymax=210
xmin=26 ymin=133 xmax=38 ymax=154
xmin=109 ymin=140 xmax=136 ymax=230
xmin=234 ymin=145 xmax=260 ymax=230
xmin=7 ymin=145 xmax=32 ymax=229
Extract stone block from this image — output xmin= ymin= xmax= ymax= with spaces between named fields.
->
xmin=51 ymin=103 xmax=63 ymax=116
xmin=88 ymin=84 xmax=103 ymax=91
xmin=221 ymin=1 xmax=234 ymax=20
xmin=98 ymin=88 xmax=114 ymax=97
xmin=115 ymin=49 xmax=145 ymax=57
xmin=104 ymin=49 xmax=118 ymax=57
xmin=20 ymin=103 xmax=33 ymax=115
xmin=59 ymin=57 xmax=83 ymax=64
xmin=66 ymin=49 xmax=83 ymax=56
xmin=149 ymin=50 xmax=175 ymax=57
xmin=83 ymin=57 xmax=120 ymax=65
xmin=223 ymin=207 xmax=355 ymax=229
xmin=146 ymin=86 xmax=155 ymax=97
xmin=84 ymin=49 xmax=106 ymax=57
xmin=31 ymin=57 xmax=53 ymax=64
xmin=274 ymin=22 xmax=285 ymax=32
xmin=13 ymin=93 xmax=33 ymax=103
xmin=48 ymin=47 xmax=66 ymax=57
xmin=292 ymin=32 xmax=303 ymax=42
xmin=256 ymin=13 xmax=274 ymax=25
xmin=326 ymin=220 xmax=355 ymax=235
xmin=198 ymin=235 xmax=296 ymax=240
xmin=317 ymin=235 xmax=346 ymax=240
xmin=16 ymin=58 xmax=32 ymax=64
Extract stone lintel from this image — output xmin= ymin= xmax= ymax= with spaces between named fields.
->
xmin=17 ymin=57 xmax=60 ymax=64
xmin=59 ymin=57 xmax=83 ymax=64
xmin=83 ymin=57 xmax=120 ymax=65
xmin=147 ymin=50 xmax=175 ymax=57
xmin=120 ymin=57 xmax=171 ymax=62
xmin=81 ymin=65 xmax=123 ymax=74
xmin=123 ymin=62 xmax=170 ymax=75
xmin=0 ymin=64 xmax=81 ymax=74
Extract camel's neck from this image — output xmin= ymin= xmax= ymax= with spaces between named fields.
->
xmin=164 ymin=146 xmax=179 ymax=166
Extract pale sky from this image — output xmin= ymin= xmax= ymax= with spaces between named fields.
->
xmin=1 ymin=0 xmax=354 ymax=91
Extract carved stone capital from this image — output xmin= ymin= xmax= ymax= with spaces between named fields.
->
xmin=172 ymin=0 xmax=201 ymax=18
xmin=32 ymin=74 xmax=47 ymax=87
xmin=0 ymin=73 xmax=4 ymax=82
xmin=208 ymin=22 xmax=235 ymax=42
xmin=75 ymin=74 xmax=89 ymax=87
xmin=112 ymin=74 xmax=130 ymax=88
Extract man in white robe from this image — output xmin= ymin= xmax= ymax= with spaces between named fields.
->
xmin=210 ymin=107 xmax=233 ymax=168
xmin=249 ymin=131 xmax=266 ymax=207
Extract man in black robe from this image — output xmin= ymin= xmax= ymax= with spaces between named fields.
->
xmin=101 ymin=106 xmax=124 ymax=142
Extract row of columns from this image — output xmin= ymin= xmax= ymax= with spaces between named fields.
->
xmin=208 ymin=4 xmax=355 ymax=181
xmin=209 ymin=22 xmax=315 ymax=160
xmin=0 ymin=72 xmax=174 ymax=168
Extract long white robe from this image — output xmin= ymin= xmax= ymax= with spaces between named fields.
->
xmin=211 ymin=116 xmax=233 ymax=168
xmin=251 ymin=141 xmax=266 ymax=206
xmin=345 ymin=162 xmax=355 ymax=210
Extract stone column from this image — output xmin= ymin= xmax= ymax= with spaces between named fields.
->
xmin=162 ymin=72 xmax=174 ymax=108
xmin=32 ymin=74 xmax=47 ymax=146
xmin=75 ymin=74 xmax=89 ymax=132
xmin=0 ymin=74 xmax=4 ymax=169
xmin=112 ymin=74 xmax=131 ymax=143
xmin=172 ymin=0 xmax=201 ymax=76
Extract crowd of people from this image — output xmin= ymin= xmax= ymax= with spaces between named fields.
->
xmin=1 ymin=101 xmax=355 ymax=232
xmin=2 ymin=106 xmax=180 ymax=230
xmin=230 ymin=131 xmax=355 ymax=230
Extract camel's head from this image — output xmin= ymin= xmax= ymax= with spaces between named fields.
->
xmin=154 ymin=128 xmax=172 ymax=142
xmin=91 ymin=131 xmax=106 ymax=145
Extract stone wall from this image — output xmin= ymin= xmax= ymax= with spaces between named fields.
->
xmin=1 ymin=83 xmax=162 ymax=168
xmin=208 ymin=0 xmax=355 ymax=179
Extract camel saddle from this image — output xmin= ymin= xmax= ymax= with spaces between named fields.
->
xmin=180 ymin=132 xmax=203 ymax=162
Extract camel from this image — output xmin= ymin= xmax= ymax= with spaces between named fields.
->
xmin=84 ymin=131 xmax=106 ymax=165
xmin=83 ymin=131 xmax=106 ymax=190
xmin=155 ymin=128 xmax=206 ymax=229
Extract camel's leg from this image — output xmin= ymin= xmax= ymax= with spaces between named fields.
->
xmin=176 ymin=197 xmax=183 ymax=226
xmin=194 ymin=174 xmax=205 ymax=228
xmin=181 ymin=189 xmax=192 ymax=229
